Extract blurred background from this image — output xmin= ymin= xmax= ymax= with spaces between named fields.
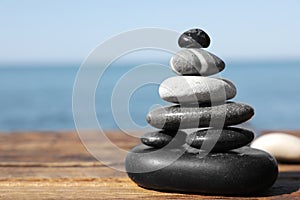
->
xmin=0 ymin=0 xmax=300 ymax=132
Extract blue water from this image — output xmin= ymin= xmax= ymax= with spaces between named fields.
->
xmin=0 ymin=60 xmax=300 ymax=131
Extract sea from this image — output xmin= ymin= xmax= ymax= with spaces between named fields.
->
xmin=0 ymin=60 xmax=300 ymax=132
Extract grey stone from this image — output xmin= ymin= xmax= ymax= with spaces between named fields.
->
xmin=186 ymin=127 xmax=255 ymax=152
xmin=146 ymin=102 xmax=254 ymax=130
xmin=178 ymin=28 xmax=210 ymax=48
xmin=170 ymin=49 xmax=225 ymax=76
xmin=126 ymin=145 xmax=278 ymax=195
xmin=141 ymin=130 xmax=186 ymax=148
xmin=159 ymin=76 xmax=236 ymax=104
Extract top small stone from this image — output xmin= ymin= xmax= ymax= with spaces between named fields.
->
xmin=178 ymin=28 xmax=210 ymax=48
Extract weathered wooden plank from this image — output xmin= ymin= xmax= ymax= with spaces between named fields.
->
xmin=0 ymin=131 xmax=299 ymax=199
xmin=0 ymin=176 xmax=299 ymax=200
xmin=0 ymin=166 xmax=125 ymax=178
xmin=0 ymin=131 xmax=139 ymax=163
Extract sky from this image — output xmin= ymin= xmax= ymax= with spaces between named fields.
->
xmin=1 ymin=0 xmax=300 ymax=63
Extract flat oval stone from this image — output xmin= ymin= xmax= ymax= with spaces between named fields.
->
xmin=141 ymin=130 xmax=186 ymax=148
xmin=126 ymin=145 xmax=278 ymax=195
xmin=170 ymin=49 xmax=225 ymax=76
xmin=251 ymin=133 xmax=300 ymax=163
xmin=178 ymin=28 xmax=210 ymax=48
xmin=186 ymin=127 xmax=255 ymax=152
xmin=159 ymin=76 xmax=236 ymax=104
xmin=146 ymin=102 xmax=254 ymax=130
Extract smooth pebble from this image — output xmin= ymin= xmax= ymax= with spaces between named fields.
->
xmin=126 ymin=145 xmax=278 ymax=195
xmin=159 ymin=76 xmax=236 ymax=104
xmin=170 ymin=49 xmax=225 ymax=76
xmin=178 ymin=28 xmax=210 ymax=48
xmin=146 ymin=102 xmax=255 ymax=130
xmin=141 ymin=130 xmax=186 ymax=148
xmin=186 ymin=127 xmax=254 ymax=152
xmin=251 ymin=133 xmax=300 ymax=163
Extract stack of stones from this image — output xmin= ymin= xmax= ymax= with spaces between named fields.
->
xmin=126 ymin=28 xmax=278 ymax=195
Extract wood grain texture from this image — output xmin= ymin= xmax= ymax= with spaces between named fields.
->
xmin=0 ymin=131 xmax=299 ymax=199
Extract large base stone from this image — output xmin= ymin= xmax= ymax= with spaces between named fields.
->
xmin=125 ymin=145 xmax=278 ymax=195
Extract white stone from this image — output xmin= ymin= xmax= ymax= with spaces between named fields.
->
xmin=159 ymin=76 xmax=236 ymax=104
xmin=251 ymin=133 xmax=300 ymax=163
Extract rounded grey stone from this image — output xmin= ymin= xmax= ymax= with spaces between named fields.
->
xmin=159 ymin=76 xmax=236 ymax=104
xmin=186 ymin=127 xmax=255 ymax=152
xmin=170 ymin=49 xmax=225 ymax=76
xmin=178 ymin=28 xmax=211 ymax=48
xmin=126 ymin=145 xmax=278 ymax=195
xmin=146 ymin=102 xmax=254 ymax=130
xmin=141 ymin=130 xmax=186 ymax=148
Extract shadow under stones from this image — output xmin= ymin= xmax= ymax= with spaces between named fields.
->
xmin=251 ymin=170 xmax=300 ymax=197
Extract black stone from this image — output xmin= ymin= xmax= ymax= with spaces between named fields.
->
xmin=186 ymin=127 xmax=255 ymax=152
xmin=125 ymin=145 xmax=278 ymax=195
xmin=146 ymin=102 xmax=254 ymax=130
xmin=178 ymin=28 xmax=211 ymax=48
xmin=141 ymin=130 xmax=187 ymax=148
